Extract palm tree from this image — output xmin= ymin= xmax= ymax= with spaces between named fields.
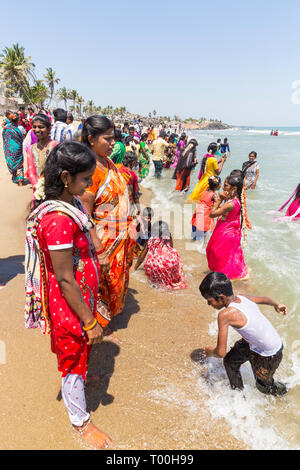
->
xmin=68 ymin=89 xmax=78 ymax=111
xmin=0 ymin=43 xmax=35 ymax=103
xmin=43 ymin=67 xmax=60 ymax=107
xmin=28 ymin=80 xmax=49 ymax=108
xmin=56 ymin=86 xmax=69 ymax=110
xmin=77 ymin=96 xmax=84 ymax=117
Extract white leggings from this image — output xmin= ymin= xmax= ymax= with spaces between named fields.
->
xmin=61 ymin=374 xmax=90 ymax=427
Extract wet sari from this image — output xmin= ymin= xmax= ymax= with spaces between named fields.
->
xmin=2 ymin=123 xmax=24 ymax=183
xmin=86 ymin=159 xmax=136 ymax=316
xmin=138 ymin=142 xmax=150 ymax=178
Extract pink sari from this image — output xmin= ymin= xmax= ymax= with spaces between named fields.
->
xmin=286 ymin=198 xmax=300 ymax=220
xmin=206 ymin=198 xmax=248 ymax=280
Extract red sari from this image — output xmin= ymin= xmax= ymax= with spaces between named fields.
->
xmin=37 ymin=211 xmax=100 ymax=379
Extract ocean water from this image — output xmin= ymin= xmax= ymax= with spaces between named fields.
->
xmin=142 ymin=126 xmax=300 ymax=450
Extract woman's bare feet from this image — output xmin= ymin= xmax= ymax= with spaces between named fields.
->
xmin=73 ymin=420 xmax=112 ymax=450
xmin=103 ymin=327 xmax=122 ymax=345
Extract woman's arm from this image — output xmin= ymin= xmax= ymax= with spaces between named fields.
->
xmin=209 ymin=196 xmax=235 ymax=218
xmin=251 ymin=169 xmax=259 ymax=189
xmin=49 ymin=248 xmax=103 ymax=344
xmin=134 ymin=244 xmax=148 ymax=270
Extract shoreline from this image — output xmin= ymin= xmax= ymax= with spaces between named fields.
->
xmin=0 ymin=140 xmax=245 ymax=450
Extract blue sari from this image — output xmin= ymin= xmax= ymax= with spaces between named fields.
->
xmin=2 ymin=123 xmax=24 ymax=183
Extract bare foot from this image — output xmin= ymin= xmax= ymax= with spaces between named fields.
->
xmin=73 ymin=420 xmax=112 ymax=450
xmin=103 ymin=327 xmax=122 ymax=345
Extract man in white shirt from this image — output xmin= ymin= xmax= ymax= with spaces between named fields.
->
xmin=51 ymin=108 xmax=72 ymax=143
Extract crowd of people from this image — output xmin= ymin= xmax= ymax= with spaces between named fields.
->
xmin=1 ymin=105 xmax=297 ymax=449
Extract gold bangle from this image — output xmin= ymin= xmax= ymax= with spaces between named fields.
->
xmin=82 ymin=318 xmax=97 ymax=331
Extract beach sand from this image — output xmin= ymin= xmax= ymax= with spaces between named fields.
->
xmin=0 ymin=139 xmax=245 ymax=450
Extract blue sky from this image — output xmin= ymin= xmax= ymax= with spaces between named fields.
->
xmin=1 ymin=0 xmax=300 ymax=126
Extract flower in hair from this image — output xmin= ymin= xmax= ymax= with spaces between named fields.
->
xmin=34 ymin=177 xmax=46 ymax=201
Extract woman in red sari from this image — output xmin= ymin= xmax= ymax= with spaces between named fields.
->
xmin=25 ymin=142 xmax=112 ymax=449
xmin=80 ymin=116 xmax=136 ymax=318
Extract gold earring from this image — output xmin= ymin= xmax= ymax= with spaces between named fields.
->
xmin=64 ymin=183 xmax=68 ymax=189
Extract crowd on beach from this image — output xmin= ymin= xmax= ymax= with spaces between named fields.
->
xmin=1 ymin=105 xmax=299 ymax=449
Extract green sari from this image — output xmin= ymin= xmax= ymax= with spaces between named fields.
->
xmin=109 ymin=141 xmax=126 ymax=164
xmin=138 ymin=142 xmax=150 ymax=178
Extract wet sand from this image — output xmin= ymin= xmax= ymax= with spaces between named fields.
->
xmin=0 ymin=140 xmax=245 ymax=450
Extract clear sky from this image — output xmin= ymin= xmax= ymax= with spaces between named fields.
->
xmin=1 ymin=0 xmax=300 ymax=126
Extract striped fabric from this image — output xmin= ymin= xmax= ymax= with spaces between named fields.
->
xmin=50 ymin=121 xmax=73 ymax=143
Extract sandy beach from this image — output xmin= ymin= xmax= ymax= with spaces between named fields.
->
xmin=0 ymin=138 xmax=245 ymax=450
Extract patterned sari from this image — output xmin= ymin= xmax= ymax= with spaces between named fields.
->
xmin=86 ymin=159 xmax=136 ymax=316
xmin=2 ymin=123 xmax=24 ymax=183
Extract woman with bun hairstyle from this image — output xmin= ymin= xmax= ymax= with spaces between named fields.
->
xmin=188 ymin=142 xmax=226 ymax=202
xmin=206 ymin=174 xmax=248 ymax=280
xmin=80 ymin=115 xmax=136 ymax=318
xmin=25 ymin=141 xmax=112 ymax=449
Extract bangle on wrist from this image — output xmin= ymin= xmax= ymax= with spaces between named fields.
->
xmin=97 ymin=248 xmax=105 ymax=255
xmin=82 ymin=318 xmax=97 ymax=331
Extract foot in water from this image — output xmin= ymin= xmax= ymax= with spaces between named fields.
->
xmin=73 ymin=420 xmax=112 ymax=450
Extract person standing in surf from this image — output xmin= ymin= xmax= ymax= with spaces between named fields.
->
xmin=199 ymin=272 xmax=288 ymax=396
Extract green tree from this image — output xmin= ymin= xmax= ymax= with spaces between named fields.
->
xmin=56 ymin=86 xmax=69 ymax=110
xmin=0 ymin=43 xmax=35 ymax=103
xmin=43 ymin=67 xmax=60 ymax=107
xmin=27 ymin=80 xmax=49 ymax=108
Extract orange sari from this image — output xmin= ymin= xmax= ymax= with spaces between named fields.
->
xmin=86 ymin=159 xmax=136 ymax=316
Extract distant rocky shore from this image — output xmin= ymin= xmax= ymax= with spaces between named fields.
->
xmin=182 ymin=120 xmax=231 ymax=130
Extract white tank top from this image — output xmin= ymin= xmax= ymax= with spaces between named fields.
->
xmin=229 ymin=296 xmax=282 ymax=357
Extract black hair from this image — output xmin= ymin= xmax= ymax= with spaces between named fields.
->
xmin=208 ymin=176 xmax=221 ymax=191
xmin=33 ymin=141 xmax=96 ymax=210
xmin=123 ymin=151 xmax=137 ymax=166
xmin=199 ymin=272 xmax=233 ymax=300
xmin=81 ymin=115 xmax=114 ymax=147
xmin=66 ymin=112 xmax=74 ymax=122
xmin=230 ymin=169 xmax=244 ymax=179
xmin=114 ymin=128 xmax=123 ymax=142
xmin=141 ymin=133 xmax=148 ymax=142
xmin=142 ymin=206 xmax=154 ymax=218
xmin=249 ymin=151 xmax=257 ymax=158
xmin=200 ymin=142 xmax=217 ymax=174
xmin=151 ymin=220 xmax=171 ymax=240
xmin=53 ymin=108 xmax=67 ymax=123
xmin=32 ymin=113 xmax=52 ymax=128
xmin=227 ymin=173 xmax=244 ymax=227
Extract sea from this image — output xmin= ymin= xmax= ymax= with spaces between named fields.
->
xmin=142 ymin=126 xmax=300 ymax=450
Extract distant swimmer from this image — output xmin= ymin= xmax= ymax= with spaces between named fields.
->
xmin=220 ymin=138 xmax=230 ymax=154
xmin=199 ymin=272 xmax=288 ymax=396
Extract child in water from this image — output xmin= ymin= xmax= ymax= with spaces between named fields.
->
xmin=191 ymin=176 xmax=221 ymax=242
xmin=198 ymin=272 xmax=288 ymax=396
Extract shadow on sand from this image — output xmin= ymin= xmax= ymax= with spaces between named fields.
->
xmin=0 ymin=255 xmax=24 ymax=285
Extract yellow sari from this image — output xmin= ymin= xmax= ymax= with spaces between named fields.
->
xmin=188 ymin=156 xmax=219 ymax=202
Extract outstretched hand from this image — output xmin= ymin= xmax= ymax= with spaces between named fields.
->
xmin=275 ymin=304 xmax=287 ymax=316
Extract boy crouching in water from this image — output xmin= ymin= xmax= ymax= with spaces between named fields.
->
xmin=199 ymin=272 xmax=288 ymax=396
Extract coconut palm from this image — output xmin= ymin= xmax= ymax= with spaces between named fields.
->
xmin=0 ymin=43 xmax=35 ymax=103
xmin=56 ymin=86 xmax=69 ymax=110
xmin=77 ymin=96 xmax=84 ymax=117
xmin=68 ymin=89 xmax=78 ymax=111
xmin=27 ymin=80 xmax=49 ymax=108
xmin=43 ymin=67 xmax=60 ymax=106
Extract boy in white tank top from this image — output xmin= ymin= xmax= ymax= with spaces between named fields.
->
xmin=198 ymin=272 xmax=288 ymax=396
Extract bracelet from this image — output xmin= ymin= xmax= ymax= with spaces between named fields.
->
xmin=96 ymin=248 xmax=105 ymax=255
xmin=82 ymin=318 xmax=97 ymax=331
